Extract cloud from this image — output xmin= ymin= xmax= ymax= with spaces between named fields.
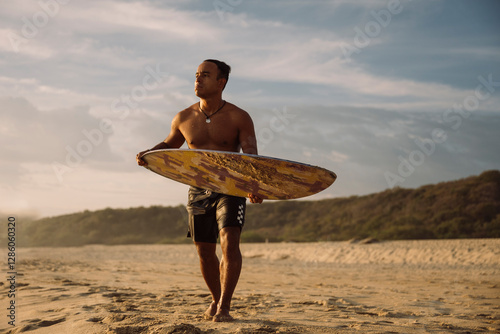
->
xmin=1 ymin=0 xmax=499 ymax=217
xmin=256 ymin=105 xmax=500 ymax=197
xmin=0 ymin=97 xmax=116 ymax=168
xmin=3 ymin=0 xmax=497 ymax=114
xmin=2 ymin=97 xmax=499 ymax=217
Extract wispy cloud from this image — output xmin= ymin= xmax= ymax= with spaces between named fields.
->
xmin=1 ymin=0 xmax=499 ymax=217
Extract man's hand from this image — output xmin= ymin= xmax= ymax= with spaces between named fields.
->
xmin=136 ymin=150 xmax=150 ymax=166
xmin=248 ymin=194 xmax=263 ymax=204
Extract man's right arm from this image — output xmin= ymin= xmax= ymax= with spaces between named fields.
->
xmin=136 ymin=113 xmax=185 ymax=166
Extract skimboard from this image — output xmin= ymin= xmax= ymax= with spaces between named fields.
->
xmin=142 ymin=149 xmax=336 ymax=200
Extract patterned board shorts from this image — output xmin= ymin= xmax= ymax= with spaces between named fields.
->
xmin=186 ymin=187 xmax=246 ymax=243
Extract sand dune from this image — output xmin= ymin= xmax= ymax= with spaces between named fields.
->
xmin=1 ymin=239 xmax=499 ymax=333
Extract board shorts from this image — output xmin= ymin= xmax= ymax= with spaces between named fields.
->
xmin=186 ymin=186 xmax=246 ymax=243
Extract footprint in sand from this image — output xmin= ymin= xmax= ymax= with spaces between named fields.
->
xmin=15 ymin=317 xmax=66 ymax=332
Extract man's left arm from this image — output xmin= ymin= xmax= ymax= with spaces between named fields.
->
xmin=238 ymin=111 xmax=263 ymax=204
xmin=238 ymin=111 xmax=258 ymax=155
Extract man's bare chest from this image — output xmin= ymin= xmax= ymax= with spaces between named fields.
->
xmin=180 ymin=117 xmax=239 ymax=150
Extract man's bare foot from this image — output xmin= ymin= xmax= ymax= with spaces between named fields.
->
xmin=213 ymin=309 xmax=234 ymax=322
xmin=203 ymin=301 xmax=218 ymax=320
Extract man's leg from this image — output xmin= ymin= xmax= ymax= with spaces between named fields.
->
xmin=195 ymin=241 xmax=221 ymax=319
xmin=213 ymin=226 xmax=242 ymax=322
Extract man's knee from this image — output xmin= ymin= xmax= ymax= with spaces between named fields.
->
xmin=220 ymin=227 xmax=241 ymax=259
xmin=196 ymin=242 xmax=217 ymax=260
xmin=220 ymin=227 xmax=241 ymax=246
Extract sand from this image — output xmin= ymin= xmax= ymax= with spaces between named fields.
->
xmin=1 ymin=239 xmax=499 ymax=333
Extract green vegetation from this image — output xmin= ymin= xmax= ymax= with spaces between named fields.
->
xmin=11 ymin=170 xmax=500 ymax=247
xmin=17 ymin=205 xmax=190 ymax=247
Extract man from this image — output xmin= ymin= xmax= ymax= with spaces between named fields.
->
xmin=136 ymin=59 xmax=262 ymax=322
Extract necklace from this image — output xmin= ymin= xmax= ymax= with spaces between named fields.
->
xmin=199 ymin=100 xmax=226 ymax=123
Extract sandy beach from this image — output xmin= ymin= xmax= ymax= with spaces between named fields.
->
xmin=1 ymin=239 xmax=499 ymax=333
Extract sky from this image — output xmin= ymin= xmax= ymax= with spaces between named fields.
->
xmin=1 ymin=0 xmax=500 ymax=218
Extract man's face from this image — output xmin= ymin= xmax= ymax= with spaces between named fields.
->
xmin=195 ymin=62 xmax=224 ymax=98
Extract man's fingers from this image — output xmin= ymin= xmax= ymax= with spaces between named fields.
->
xmin=248 ymin=194 xmax=263 ymax=204
xmin=136 ymin=153 xmax=148 ymax=166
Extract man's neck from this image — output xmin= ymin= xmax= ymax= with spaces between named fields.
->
xmin=199 ymin=96 xmax=224 ymax=113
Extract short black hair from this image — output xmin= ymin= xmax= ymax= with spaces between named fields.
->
xmin=204 ymin=59 xmax=231 ymax=88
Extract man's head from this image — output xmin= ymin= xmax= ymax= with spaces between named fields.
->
xmin=195 ymin=60 xmax=231 ymax=98
xmin=203 ymin=59 xmax=230 ymax=90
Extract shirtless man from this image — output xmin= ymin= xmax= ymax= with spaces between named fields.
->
xmin=136 ymin=59 xmax=262 ymax=322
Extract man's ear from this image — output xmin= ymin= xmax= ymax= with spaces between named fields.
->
xmin=218 ymin=78 xmax=227 ymax=90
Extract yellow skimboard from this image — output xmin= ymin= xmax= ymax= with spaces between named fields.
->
xmin=142 ymin=149 xmax=336 ymax=200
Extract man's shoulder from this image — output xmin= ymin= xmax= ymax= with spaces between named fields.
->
xmin=182 ymin=103 xmax=199 ymax=113
xmin=174 ymin=103 xmax=198 ymax=119
xmin=226 ymin=102 xmax=251 ymax=118
xmin=226 ymin=101 xmax=245 ymax=112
